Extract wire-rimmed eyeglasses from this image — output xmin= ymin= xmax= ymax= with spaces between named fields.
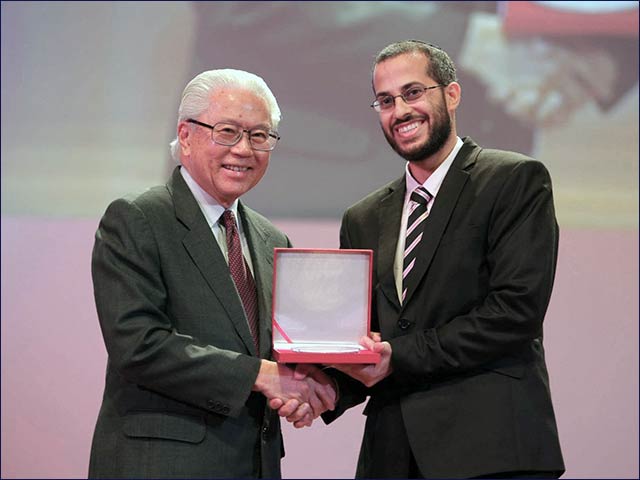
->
xmin=186 ymin=119 xmax=280 ymax=151
xmin=371 ymin=84 xmax=445 ymax=113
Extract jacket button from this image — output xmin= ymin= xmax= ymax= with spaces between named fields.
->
xmin=221 ymin=405 xmax=230 ymax=414
xmin=398 ymin=318 xmax=411 ymax=330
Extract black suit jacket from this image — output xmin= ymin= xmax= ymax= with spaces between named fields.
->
xmin=327 ymin=138 xmax=565 ymax=478
xmin=89 ymin=167 xmax=291 ymax=478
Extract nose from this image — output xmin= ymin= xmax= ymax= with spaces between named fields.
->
xmin=392 ymin=95 xmax=413 ymax=117
xmin=230 ymin=131 xmax=253 ymax=155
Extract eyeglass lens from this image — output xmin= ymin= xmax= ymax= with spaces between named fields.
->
xmin=212 ymin=123 xmax=277 ymax=151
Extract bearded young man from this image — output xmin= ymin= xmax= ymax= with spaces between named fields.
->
xmin=322 ymin=40 xmax=565 ymax=479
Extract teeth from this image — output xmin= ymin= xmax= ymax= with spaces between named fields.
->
xmin=398 ymin=122 xmax=420 ymax=133
xmin=224 ymin=165 xmax=249 ymax=172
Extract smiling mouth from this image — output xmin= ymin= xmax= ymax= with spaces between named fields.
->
xmin=223 ymin=165 xmax=251 ymax=173
xmin=395 ymin=120 xmax=423 ymax=137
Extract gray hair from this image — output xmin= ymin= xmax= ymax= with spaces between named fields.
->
xmin=373 ymin=40 xmax=457 ymax=89
xmin=169 ymin=69 xmax=281 ymax=161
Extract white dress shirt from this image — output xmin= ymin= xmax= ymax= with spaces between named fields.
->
xmin=393 ymin=137 xmax=463 ymax=302
xmin=180 ymin=166 xmax=255 ymax=274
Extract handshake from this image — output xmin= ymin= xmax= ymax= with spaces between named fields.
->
xmin=253 ymin=333 xmax=393 ymax=428
xmin=253 ymin=361 xmax=337 ymax=428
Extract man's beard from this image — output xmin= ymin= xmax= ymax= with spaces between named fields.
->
xmin=383 ymin=104 xmax=452 ymax=163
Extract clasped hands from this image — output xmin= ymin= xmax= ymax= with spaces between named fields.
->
xmin=257 ymin=332 xmax=393 ymax=428
xmin=254 ymin=360 xmax=336 ymax=428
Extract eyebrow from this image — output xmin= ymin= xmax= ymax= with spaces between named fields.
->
xmin=375 ymin=82 xmax=425 ymax=98
xmin=217 ymin=119 xmax=273 ymax=130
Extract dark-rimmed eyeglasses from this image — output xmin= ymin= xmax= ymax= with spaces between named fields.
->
xmin=186 ymin=119 xmax=280 ymax=151
xmin=371 ymin=84 xmax=445 ymax=113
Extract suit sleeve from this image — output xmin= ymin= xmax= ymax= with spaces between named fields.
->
xmin=389 ymin=160 xmax=559 ymax=382
xmin=92 ymin=198 xmax=262 ymax=417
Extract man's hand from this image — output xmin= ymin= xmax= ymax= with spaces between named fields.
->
xmin=330 ymin=334 xmax=393 ymax=387
xmin=268 ymin=364 xmax=337 ymax=428
xmin=268 ymin=397 xmax=314 ymax=428
xmin=255 ymin=361 xmax=336 ymax=428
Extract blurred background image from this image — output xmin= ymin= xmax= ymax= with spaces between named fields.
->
xmin=2 ymin=2 xmax=638 ymax=478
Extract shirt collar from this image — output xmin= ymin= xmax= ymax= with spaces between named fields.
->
xmin=404 ymin=136 xmax=463 ymax=200
xmin=180 ymin=166 xmax=239 ymax=228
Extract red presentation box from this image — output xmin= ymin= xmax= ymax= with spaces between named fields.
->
xmin=272 ymin=248 xmax=380 ymax=364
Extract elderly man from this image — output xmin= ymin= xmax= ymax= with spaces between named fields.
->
xmin=89 ymin=69 xmax=335 ymax=479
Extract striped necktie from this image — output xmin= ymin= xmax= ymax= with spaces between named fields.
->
xmin=402 ymin=186 xmax=432 ymax=303
xmin=221 ymin=210 xmax=260 ymax=354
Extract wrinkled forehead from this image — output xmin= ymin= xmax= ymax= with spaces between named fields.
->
xmin=206 ymin=88 xmax=271 ymax=127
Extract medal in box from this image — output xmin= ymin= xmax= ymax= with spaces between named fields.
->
xmin=272 ymin=248 xmax=380 ymax=364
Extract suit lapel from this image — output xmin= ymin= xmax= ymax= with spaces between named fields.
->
xmin=401 ymin=139 xmax=479 ymax=308
xmin=378 ymin=177 xmax=405 ymax=311
xmin=239 ymin=203 xmax=274 ymax=359
xmin=169 ymin=167 xmax=257 ymax=355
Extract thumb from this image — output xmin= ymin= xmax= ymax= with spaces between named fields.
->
xmin=293 ymin=363 xmax=316 ymax=380
xmin=359 ymin=335 xmax=376 ymax=351
xmin=372 ymin=341 xmax=390 ymax=354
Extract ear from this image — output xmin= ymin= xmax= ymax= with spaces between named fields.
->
xmin=444 ymin=82 xmax=461 ymax=112
xmin=177 ymin=121 xmax=192 ymax=158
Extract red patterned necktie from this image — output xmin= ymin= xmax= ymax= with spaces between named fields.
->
xmin=221 ymin=210 xmax=260 ymax=353
xmin=402 ymin=186 xmax=432 ymax=303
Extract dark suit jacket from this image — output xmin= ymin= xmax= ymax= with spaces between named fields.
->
xmin=89 ymin=167 xmax=291 ymax=479
xmin=326 ymin=137 xmax=565 ymax=478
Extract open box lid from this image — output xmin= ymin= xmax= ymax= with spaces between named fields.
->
xmin=271 ymin=248 xmax=379 ymax=364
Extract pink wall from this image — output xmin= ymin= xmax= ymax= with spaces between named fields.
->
xmin=1 ymin=217 xmax=638 ymax=478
